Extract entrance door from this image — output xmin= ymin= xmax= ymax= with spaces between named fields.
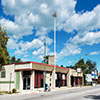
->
xmin=23 ymin=71 xmax=31 ymax=90
xmin=23 ymin=77 xmax=30 ymax=90
xmin=71 ymin=76 xmax=74 ymax=87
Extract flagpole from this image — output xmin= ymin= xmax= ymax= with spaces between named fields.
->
xmin=54 ymin=16 xmax=56 ymax=79
xmin=52 ymin=12 xmax=56 ymax=88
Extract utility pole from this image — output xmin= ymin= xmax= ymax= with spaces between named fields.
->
xmin=44 ymin=40 xmax=46 ymax=91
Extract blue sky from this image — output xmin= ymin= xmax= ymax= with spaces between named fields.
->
xmin=0 ymin=0 xmax=100 ymax=72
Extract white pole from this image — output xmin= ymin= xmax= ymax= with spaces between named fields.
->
xmin=53 ymin=15 xmax=56 ymax=88
xmin=52 ymin=12 xmax=57 ymax=89
xmin=54 ymin=17 xmax=56 ymax=71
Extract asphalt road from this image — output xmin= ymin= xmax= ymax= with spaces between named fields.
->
xmin=0 ymin=85 xmax=100 ymax=100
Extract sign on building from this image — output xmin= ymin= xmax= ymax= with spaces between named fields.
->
xmin=85 ymin=74 xmax=92 ymax=82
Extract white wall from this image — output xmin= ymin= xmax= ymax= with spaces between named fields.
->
xmin=31 ymin=70 xmax=35 ymax=90
xmin=0 ymin=64 xmax=16 ymax=91
xmin=15 ymin=63 xmax=32 ymax=70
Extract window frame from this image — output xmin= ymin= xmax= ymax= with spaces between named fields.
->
xmin=1 ymin=71 xmax=6 ymax=78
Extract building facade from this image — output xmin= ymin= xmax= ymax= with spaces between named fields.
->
xmin=0 ymin=61 xmax=83 ymax=92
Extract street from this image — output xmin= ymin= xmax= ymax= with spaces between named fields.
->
xmin=0 ymin=85 xmax=100 ymax=100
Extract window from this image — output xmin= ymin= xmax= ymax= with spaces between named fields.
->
xmin=1 ymin=71 xmax=6 ymax=78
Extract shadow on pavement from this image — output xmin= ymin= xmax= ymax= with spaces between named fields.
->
xmin=85 ymin=95 xmax=100 ymax=100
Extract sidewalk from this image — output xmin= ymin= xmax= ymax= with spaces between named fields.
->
xmin=0 ymin=85 xmax=96 ymax=96
xmin=12 ymin=86 xmax=86 ymax=95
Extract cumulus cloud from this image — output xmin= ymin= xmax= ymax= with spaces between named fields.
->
xmin=7 ymin=38 xmax=18 ymax=49
xmin=57 ymin=43 xmax=81 ymax=60
xmin=90 ymin=51 xmax=100 ymax=55
xmin=18 ymin=39 xmax=43 ymax=51
xmin=32 ymin=46 xmax=44 ymax=56
xmin=70 ymin=31 xmax=100 ymax=46
xmin=32 ymin=45 xmax=54 ymax=60
xmin=62 ymin=5 xmax=100 ymax=33
xmin=0 ymin=0 xmax=77 ymax=38
xmin=1 ymin=0 xmax=100 ymax=61
xmin=14 ymin=49 xmax=27 ymax=56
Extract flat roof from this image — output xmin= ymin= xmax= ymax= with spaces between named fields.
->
xmin=15 ymin=61 xmax=69 ymax=70
xmin=2 ymin=61 xmax=69 ymax=71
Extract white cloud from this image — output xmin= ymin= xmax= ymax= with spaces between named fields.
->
xmin=40 ymin=3 xmax=49 ymax=14
xmin=24 ymin=55 xmax=29 ymax=57
xmin=32 ymin=46 xmax=51 ymax=56
xmin=62 ymin=5 xmax=100 ymax=33
xmin=32 ymin=46 xmax=44 ymax=56
xmin=22 ymin=58 xmax=30 ymax=62
xmin=38 ymin=55 xmax=44 ymax=60
xmin=1 ymin=0 xmax=100 ymax=40
xmin=18 ymin=39 xmax=43 ymax=51
xmin=11 ymin=38 xmax=44 ymax=56
xmin=7 ymin=38 xmax=18 ymax=49
xmin=57 ymin=43 xmax=81 ymax=60
xmin=0 ymin=0 xmax=77 ymax=39
xmin=35 ymin=27 xmax=48 ymax=36
xmin=14 ymin=49 xmax=27 ymax=56
xmin=70 ymin=31 xmax=100 ymax=46
xmin=90 ymin=51 xmax=100 ymax=55
xmin=32 ymin=45 xmax=54 ymax=60
xmin=1 ymin=0 xmax=100 ymax=61
xmin=0 ymin=18 xmax=19 ymax=35
xmin=58 ymin=31 xmax=100 ymax=60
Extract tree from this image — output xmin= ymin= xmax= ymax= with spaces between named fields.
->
xmin=66 ymin=65 xmax=74 ymax=69
xmin=10 ymin=56 xmax=22 ymax=63
xmin=86 ymin=59 xmax=97 ymax=73
xmin=75 ymin=59 xmax=88 ymax=74
xmin=0 ymin=25 xmax=10 ymax=65
xmin=75 ymin=59 xmax=88 ymax=85
xmin=16 ymin=58 xmax=22 ymax=63
xmin=10 ymin=56 xmax=16 ymax=63
xmin=61 ymin=65 xmax=64 ymax=67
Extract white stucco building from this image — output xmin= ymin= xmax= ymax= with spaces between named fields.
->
xmin=0 ymin=61 xmax=83 ymax=92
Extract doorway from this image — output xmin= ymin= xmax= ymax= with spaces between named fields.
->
xmin=23 ymin=71 xmax=31 ymax=90
xmin=23 ymin=77 xmax=30 ymax=90
xmin=71 ymin=76 xmax=74 ymax=87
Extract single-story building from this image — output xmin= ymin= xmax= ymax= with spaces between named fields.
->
xmin=0 ymin=61 xmax=68 ymax=91
xmin=0 ymin=56 xmax=84 ymax=92
xmin=68 ymin=68 xmax=83 ymax=87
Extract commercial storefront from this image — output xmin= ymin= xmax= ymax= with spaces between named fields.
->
xmin=0 ymin=61 xmax=83 ymax=92
xmin=0 ymin=61 xmax=69 ymax=91
xmin=56 ymin=73 xmax=67 ymax=87
xmin=67 ymin=69 xmax=83 ymax=87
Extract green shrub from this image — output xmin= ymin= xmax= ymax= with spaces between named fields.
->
xmin=12 ymin=88 xmax=17 ymax=93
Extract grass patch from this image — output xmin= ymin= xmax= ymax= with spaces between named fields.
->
xmin=0 ymin=91 xmax=20 ymax=95
xmin=0 ymin=91 xmax=9 ymax=94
